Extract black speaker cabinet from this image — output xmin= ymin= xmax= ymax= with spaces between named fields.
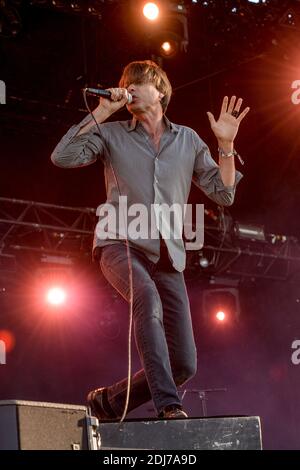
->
xmin=0 ymin=400 xmax=88 ymax=450
xmin=98 ymin=416 xmax=262 ymax=450
xmin=0 ymin=400 xmax=262 ymax=450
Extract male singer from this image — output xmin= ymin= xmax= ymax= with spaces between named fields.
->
xmin=51 ymin=60 xmax=249 ymax=419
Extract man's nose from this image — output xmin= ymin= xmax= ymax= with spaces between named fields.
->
xmin=128 ymin=85 xmax=135 ymax=93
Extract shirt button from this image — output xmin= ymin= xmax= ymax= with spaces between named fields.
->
xmin=154 ymin=176 xmax=158 ymax=183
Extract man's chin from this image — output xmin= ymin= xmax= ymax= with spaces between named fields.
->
xmin=127 ymin=101 xmax=143 ymax=111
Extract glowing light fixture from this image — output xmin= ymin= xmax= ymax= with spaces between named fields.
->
xmin=216 ymin=311 xmax=226 ymax=322
xmin=143 ymin=2 xmax=159 ymax=21
xmin=46 ymin=287 xmax=66 ymax=306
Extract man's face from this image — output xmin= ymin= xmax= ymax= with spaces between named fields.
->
xmin=125 ymin=82 xmax=164 ymax=114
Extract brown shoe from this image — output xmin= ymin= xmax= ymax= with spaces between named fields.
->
xmin=87 ymin=387 xmax=118 ymax=421
xmin=159 ymin=405 xmax=188 ymax=419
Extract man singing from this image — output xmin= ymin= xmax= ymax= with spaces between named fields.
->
xmin=51 ymin=60 xmax=249 ymax=420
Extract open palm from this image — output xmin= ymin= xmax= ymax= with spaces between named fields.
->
xmin=207 ymin=96 xmax=250 ymax=143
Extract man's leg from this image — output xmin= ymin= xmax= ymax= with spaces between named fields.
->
xmin=93 ymin=243 xmax=182 ymax=417
xmin=152 ymin=268 xmax=197 ymax=388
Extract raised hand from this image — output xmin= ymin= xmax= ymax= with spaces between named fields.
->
xmin=207 ymin=96 xmax=250 ymax=144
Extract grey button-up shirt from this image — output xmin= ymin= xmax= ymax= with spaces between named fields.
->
xmin=51 ymin=114 xmax=242 ymax=272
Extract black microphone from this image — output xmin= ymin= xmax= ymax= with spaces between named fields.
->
xmin=84 ymin=87 xmax=132 ymax=104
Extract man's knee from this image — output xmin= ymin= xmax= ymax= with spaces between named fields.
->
xmin=133 ymin=283 xmax=162 ymax=319
xmin=174 ymin=355 xmax=197 ymax=385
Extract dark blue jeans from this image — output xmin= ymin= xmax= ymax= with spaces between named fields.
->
xmin=99 ymin=242 xmax=197 ymax=416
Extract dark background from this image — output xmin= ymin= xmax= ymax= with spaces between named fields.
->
xmin=1 ymin=0 xmax=300 ymax=450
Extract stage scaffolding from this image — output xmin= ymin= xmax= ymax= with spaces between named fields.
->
xmin=1 ymin=196 xmax=300 ymax=284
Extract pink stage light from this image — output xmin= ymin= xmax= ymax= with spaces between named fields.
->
xmin=0 ymin=329 xmax=16 ymax=352
xmin=216 ymin=310 xmax=226 ymax=322
xmin=46 ymin=287 xmax=67 ymax=306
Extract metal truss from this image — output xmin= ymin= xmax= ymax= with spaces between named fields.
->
xmin=0 ymin=197 xmax=95 ymax=262
xmin=1 ymin=197 xmax=300 ymax=283
xmin=186 ymin=218 xmax=300 ymax=282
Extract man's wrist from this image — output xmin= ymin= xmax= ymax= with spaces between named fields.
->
xmin=94 ymin=105 xmax=113 ymax=122
xmin=218 ymin=145 xmax=245 ymax=166
xmin=217 ymin=140 xmax=234 ymax=153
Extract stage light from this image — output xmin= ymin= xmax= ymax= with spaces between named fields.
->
xmin=159 ymin=39 xmax=178 ymax=57
xmin=234 ymin=222 xmax=266 ymax=242
xmin=139 ymin=1 xmax=189 ymax=59
xmin=143 ymin=2 xmax=159 ymax=21
xmin=155 ymin=27 xmax=183 ymax=58
xmin=202 ymin=288 xmax=241 ymax=324
xmin=34 ymin=266 xmax=73 ymax=310
xmin=199 ymin=255 xmax=209 ymax=268
xmin=161 ymin=41 xmax=171 ymax=52
xmin=70 ymin=3 xmax=81 ymax=12
xmin=216 ymin=311 xmax=226 ymax=322
xmin=51 ymin=0 xmax=65 ymax=7
xmin=46 ymin=287 xmax=66 ymax=306
xmin=40 ymin=254 xmax=73 ymax=266
xmin=0 ymin=329 xmax=16 ymax=353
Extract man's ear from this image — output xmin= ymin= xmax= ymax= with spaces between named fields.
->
xmin=159 ymin=93 xmax=164 ymax=100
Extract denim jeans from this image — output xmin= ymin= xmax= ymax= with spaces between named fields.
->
xmin=99 ymin=241 xmax=197 ymax=416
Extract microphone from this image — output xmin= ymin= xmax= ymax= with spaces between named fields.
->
xmin=84 ymin=87 xmax=132 ymax=104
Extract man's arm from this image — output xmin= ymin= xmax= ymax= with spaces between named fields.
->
xmin=192 ymin=139 xmax=242 ymax=207
xmin=74 ymin=107 xmax=110 ymax=136
xmin=76 ymin=88 xmax=130 ymax=136
xmin=216 ymin=139 xmax=235 ymax=187
xmin=207 ymin=95 xmax=249 ymax=188
xmin=51 ymin=88 xmax=129 ymax=168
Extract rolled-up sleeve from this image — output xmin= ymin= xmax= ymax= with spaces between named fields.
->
xmin=51 ymin=115 xmax=106 ymax=168
xmin=192 ymin=133 xmax=243 ymax=206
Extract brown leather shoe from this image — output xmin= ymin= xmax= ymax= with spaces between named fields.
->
xmin=159 ymin=405 xmax=188 ymax=419
xmin=87 ymin=387 xmax=118 ymax=421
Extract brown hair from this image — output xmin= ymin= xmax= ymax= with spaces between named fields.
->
xmin=119 ymin=60 xmax=172 ymax=113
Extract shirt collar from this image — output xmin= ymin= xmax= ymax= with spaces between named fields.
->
xmin=126 ymin=115 xmax=179 ymax=134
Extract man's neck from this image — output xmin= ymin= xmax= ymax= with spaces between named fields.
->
xmin=133 ymin=109 xmax=166 ymax=138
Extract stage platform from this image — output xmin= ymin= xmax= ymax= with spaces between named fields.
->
xmin=0 ymin=400 xmax=262 ymax=450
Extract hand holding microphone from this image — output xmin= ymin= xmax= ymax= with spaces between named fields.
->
xmin=85 ymin=87 xmax=132 ymax=114
xmin=78 ymin=87 xmax=133 ymax=136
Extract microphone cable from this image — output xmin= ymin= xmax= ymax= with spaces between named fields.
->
xmin=83 ymin=89 xmax=133 ymax=423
